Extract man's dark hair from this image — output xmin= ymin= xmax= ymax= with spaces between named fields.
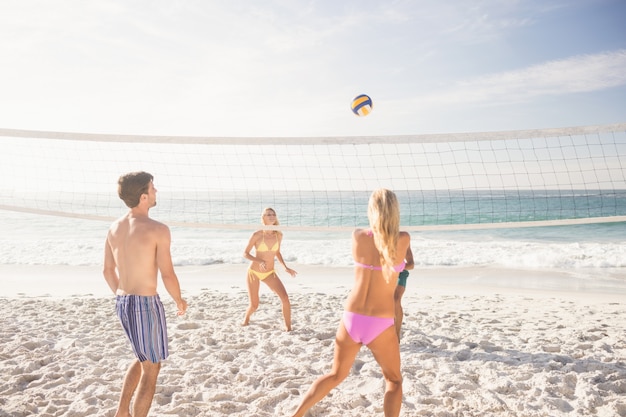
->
xmin=118 ymin=171 xmax=154 ymax=208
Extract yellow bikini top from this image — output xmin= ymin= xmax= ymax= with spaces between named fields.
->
xmin=257 ymin=232 xmax=279 ymax=252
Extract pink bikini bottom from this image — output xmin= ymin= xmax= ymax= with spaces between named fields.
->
xmin=342 ymin=311 xmax=394 ymax=345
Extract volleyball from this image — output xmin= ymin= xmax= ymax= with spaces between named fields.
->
xmin=351 ymin=94 xmax=373 ymax=117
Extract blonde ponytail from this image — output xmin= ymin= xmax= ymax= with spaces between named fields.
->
xmin=367 ymin=189 xmax=400 ymax=281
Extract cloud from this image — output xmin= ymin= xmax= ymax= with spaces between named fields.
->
xmin=422 ymin=49 xmax=626 ymax=106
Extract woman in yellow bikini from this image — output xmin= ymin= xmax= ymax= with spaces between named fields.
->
xmin=242 ymin=207 xmax=297 ymax=331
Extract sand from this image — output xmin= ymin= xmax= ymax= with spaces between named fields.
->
xmin=1 ymin=264 xmax=625 ymax=417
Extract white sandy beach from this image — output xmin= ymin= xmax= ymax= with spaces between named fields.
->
xmin=1 ymin=264 xmax=625 ymax=416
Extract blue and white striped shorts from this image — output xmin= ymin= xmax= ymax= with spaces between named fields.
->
xmin=116 ymin=294 xmax=169 ymax=363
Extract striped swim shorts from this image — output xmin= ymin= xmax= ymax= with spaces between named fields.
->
xmin=116 ymin=294 xmax=169 ymax=363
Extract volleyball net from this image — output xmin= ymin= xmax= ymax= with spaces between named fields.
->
xmin=1 ymin=123 xmax=625 ymax=231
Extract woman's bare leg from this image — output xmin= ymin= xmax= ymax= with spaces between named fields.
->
xmin=263 ymin=274 xmax=292 ymax=331
xmin=368 ymin=325 xmax=403 ymax=417
xmin=290 ymin=323 xmax=361 ymax=417
xmin=242 ymin=272 xmax=260 ymax=326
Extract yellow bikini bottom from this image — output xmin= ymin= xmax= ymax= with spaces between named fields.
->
xmin=248 ymin=268 xmax=276 ymax=281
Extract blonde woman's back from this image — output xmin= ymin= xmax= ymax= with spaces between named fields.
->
xmin=346 ymin=228 xmax=411 ymax=317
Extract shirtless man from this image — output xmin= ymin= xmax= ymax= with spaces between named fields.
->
xmin=103 ymin=171 xmax=187 ymax=417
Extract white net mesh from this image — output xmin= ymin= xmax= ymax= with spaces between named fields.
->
xmin=1 ymin=123 xmax=625 ymax=231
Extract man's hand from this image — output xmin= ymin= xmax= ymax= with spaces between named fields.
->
xmin=176 ymin=299 xmax=188 ymax=316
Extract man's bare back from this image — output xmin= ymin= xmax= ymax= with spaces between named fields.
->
xmin=106 ymin=213 xmax=166 ymax=296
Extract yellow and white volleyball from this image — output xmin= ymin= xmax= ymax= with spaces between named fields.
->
xmin=351 ymin=94 xmax=373 ymax=117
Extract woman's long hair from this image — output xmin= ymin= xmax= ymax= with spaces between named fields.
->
xmin=367 ymin=189 xmax=400 ymax=276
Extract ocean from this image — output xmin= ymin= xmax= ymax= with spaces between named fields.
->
xmin=1 ymin=191 xmax=625 ymax=277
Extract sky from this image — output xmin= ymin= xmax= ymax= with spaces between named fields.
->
xmin=1 ymin=0 xmax=625 ymax=138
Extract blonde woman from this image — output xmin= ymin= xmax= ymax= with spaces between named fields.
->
xmin=243 ymin=207 xmax=297 ymax=331
xmin=290 ymin=189 xmax=411 ymax=417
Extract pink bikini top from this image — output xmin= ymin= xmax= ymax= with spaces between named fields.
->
xmin=354 ymin=260 xmax=406 ymax=272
